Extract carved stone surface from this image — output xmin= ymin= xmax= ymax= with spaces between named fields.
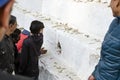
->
xmin=12 ymin=0 xmax=112 ymax=79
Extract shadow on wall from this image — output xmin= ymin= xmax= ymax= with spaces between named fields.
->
xmin=39 ymin=67 xmax=58 ymax=80
xmin=57 ymin=41 xmax=62 ymax=54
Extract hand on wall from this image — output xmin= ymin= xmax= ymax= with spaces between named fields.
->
xmin=40 ymin=47 xmax=47 ymax=54
xmin=88 ymin=75 xmax=95 ymax=80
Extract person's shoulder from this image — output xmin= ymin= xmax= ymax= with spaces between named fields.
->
xmin=112 ymin=17 xmax=120 ymax=24
xmin=23 ymin=37 xmax=32 ymax=45
xmin=23 ymin=37 xmax=29 ymax=44
xmin=111 ymin=17 xmax=118 ymax=23
xmin=0 ymin=35 xmax=8 ymax=44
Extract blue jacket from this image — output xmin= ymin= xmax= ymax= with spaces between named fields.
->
xmin=92 ymin=17 xmax=120 ymax=80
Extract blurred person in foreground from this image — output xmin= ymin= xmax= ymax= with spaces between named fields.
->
xmin=0 ymin=15 xmax=17 ymax=74
xmin=0 ymin=0 xmax=33 ymax=80
xmin=0 ymin=0 xmax=14 ymax=41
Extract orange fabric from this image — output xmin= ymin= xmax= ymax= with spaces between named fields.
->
xmin=16 ymin=33 xmax=28 ymax=53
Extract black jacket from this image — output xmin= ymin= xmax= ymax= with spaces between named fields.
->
xmin=19 ymin=33 xmax=43 ymax=77
xmin=14 ymin=43 xmax=20 ymax=74
xmin=0 ymin=35 xmax=14 ymax=74
xmin=0 ymin=70 xmax=33 ymax=80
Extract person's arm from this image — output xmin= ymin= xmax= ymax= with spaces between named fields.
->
xmin=40 ymin=47 xmax=47 ymax=54
xmin=89 ymin=46 xmax=120 ymax=80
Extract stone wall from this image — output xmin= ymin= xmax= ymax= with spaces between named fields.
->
xmin=12 ymin=0 xmax=113 ymax=79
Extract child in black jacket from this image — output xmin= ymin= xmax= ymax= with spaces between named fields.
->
xmin=19 ymin=20 xmax=47 ymax=80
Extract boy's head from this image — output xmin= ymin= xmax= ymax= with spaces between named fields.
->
xmin=10 ymin=28 xmax=21 ymax=43
xmin=110 ymin=0 xmax=120 ymax=17
xmin=6 ymin=15 xmax=17 ymax=35
xmin=30 ymin=20 xmax=44 ymax=34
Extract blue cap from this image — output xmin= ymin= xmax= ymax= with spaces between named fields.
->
xmin=22 ymin=29 xmax=30 ymax=36
xmin=0 ymin=0 xmax=9 ymax=7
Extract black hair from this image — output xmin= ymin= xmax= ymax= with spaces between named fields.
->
xmin=10 ymin=28 xmax=21 ymax=43
xmin=11 ymin=28 xmax=21 ymax=38
xmin=30 ymin=20 xmax=44 ymax=34
xmin=13 ymin=28 xmax=21 ymax=35
xmin=9 ymin=15 xmax=17 ymax=25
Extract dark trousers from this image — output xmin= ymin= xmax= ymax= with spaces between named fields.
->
xmin=31 ymin=76 xmax=38 ymax=80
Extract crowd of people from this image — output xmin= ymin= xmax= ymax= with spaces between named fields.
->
xmin=0 ymin=14 xmax=47 ymax=80
xmin=0 ymin=0 xmax=47 ymax=80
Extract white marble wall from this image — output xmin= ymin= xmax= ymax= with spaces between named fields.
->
xmin=12 ymin=0 xmax=114 ymax=79
xmin=15 ymin=0 xmax=113 ymax=37
xmin=41 ymin=0 xmax=113 ymax=38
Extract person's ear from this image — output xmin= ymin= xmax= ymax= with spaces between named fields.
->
xmin=110 ymin=0 xmax=119 ymax=7
xmin=114 ymin=0 xmax=120 ymax=7
xmin=40 ymin=29 xmax=43 ymax=33
xmin=9 ymin=24 xmax=13 ymax=31
xmin=9 ymin=24 xmax=13 ymax=28
xmin=117 ymin=0 xmax=120 ymax=8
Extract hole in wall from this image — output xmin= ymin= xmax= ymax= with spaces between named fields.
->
xmin=57 ymin=41 xmax=62 ymax=54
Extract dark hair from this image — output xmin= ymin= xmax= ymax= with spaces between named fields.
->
xmin=30 ymin=20 xmax=44 ymax=34
xmin=13 ymin=28 xmax=21 ymax=35
xmin=11 ymin=28 xmax=21 ymax=38
xmin=9 ymin=15 xmax=17 ymax=25
xmin=10 ymin=28 xmax=21 ymax=43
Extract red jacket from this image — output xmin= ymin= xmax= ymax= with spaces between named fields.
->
xmin=16 ymin=33 xmax=28 ymax=53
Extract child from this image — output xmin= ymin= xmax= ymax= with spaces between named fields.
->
xmin=19 ymin=20 xmax=47 ymax=80
xmin=16 ymin=29 xmax=30 ymax=53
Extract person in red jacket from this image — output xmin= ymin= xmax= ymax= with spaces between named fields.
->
xmin=16 ymin=29 xmax=30 ymax=53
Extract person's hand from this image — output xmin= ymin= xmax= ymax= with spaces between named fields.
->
xmin=40 ymin=47 xmax=47 ymax=54
xmin=0 ymin=0 xmax=14 ymax=28
xmin=88 ymin=75 xmax=95 ymax=80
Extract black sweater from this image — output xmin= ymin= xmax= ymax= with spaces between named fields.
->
xmin=19 ymin=33 xmax=43 ymax=77
xmin=0 ymin=35 xmax=14 ymax=74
